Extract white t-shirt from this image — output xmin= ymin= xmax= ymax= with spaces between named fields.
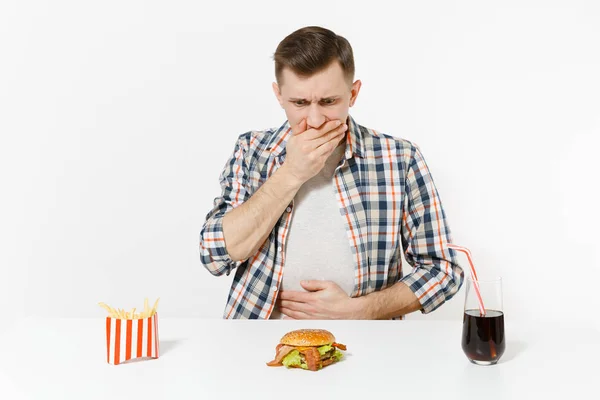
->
xmin=270 ymin=141 xmax=356 ymax=319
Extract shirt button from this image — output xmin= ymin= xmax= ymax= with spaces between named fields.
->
xmin=286 ymin=207 xmax=292 ymax=213
xmin=345 ymin=151 xmax=352 ymax=158
xmin=277 ymin=246 xmax=282 ymax=252
xmin=272 ymin=286 xmax=278 ymax=292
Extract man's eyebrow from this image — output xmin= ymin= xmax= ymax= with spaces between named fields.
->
xmin=288 ymin=96 xmax=340 ymax=101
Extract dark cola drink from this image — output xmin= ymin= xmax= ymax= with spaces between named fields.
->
xmin=462 ymin=309 xmax=505 ymax=365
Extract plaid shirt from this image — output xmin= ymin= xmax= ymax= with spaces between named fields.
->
xmin=199 ymin=115 xmax=464 ymax=319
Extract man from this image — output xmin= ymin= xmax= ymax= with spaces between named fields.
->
xmin=199 ymin=26 xmax=464 ymax=319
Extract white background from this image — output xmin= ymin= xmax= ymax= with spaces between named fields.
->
xmin=1 ymin=0 xmax=598 ymax=333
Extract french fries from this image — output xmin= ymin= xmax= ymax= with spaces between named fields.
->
xmin=98 ymin=298 xmax=160 ymax=319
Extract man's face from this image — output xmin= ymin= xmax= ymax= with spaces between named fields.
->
xmin=272 ymin=61 xmax=361 ymax=131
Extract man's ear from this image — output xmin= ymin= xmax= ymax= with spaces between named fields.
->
xmin=272 ymin=82 xmax=284 ymax=108
xmin=349 ymin=79 xmax=362 ymax=107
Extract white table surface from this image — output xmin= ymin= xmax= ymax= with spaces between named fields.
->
xmin=0 ymin=317 xmax=597 ymax=400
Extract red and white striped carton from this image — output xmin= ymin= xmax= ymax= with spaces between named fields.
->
xmin=105 ymin=313 xmax=160 ymax=365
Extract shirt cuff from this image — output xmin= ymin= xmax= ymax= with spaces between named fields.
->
xmin=202 ymin=212 xmax=243 ymax=276
xmin=400 ymin=269 xmax=453 ymax=314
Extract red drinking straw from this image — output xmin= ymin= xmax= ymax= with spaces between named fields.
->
xmin=448 ymin=244 xmax=486 ymax=316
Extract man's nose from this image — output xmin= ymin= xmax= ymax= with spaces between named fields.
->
xmin=306 ymin=106 xmax=326 ymax=129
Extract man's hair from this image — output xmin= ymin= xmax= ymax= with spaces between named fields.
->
xmin=273 ymin=26 xmax=355 ymax=87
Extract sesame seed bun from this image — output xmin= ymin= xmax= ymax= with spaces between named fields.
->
xmin=280 ymin=329 xmax=336 ymax=347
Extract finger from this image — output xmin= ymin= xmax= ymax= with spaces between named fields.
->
xmin=278 ymin=290 xmax=313 ymax=302
xmin=282 ymin=315 xmax=296 ymax=320
xmin=311 ymin=123 xmax=347 ymax=148
xmin=280 ymin=300 xmax=315 ymax=314
xmin=300 ymin=280 xmax=331 ymax=292
xmin=303 ymin=120 xmax=343 ymax=140
xmin=281 ymin=308 xmax=312 ymax=320
xmin=314 ymin=134 xmax=344 ymax=158
xmin=292 ymin=118 xmax=307 ymax=135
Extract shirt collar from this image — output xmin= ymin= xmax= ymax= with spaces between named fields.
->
xmin=266 ymin=114 xmax=365 ymax=160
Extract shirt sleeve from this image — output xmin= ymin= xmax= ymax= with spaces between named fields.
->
xmin=399 ymin=144 xmax=464 ymax=313
xmin=199 ymin=134 xmax=252 ymax=277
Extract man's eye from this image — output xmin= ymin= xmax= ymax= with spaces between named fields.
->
xmin=293 ymin=99 xmax=335 ymax=106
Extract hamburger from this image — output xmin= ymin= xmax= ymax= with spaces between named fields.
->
xmin=266 ymin=329 xmax=347 ymax=371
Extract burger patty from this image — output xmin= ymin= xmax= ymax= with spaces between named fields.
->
xmin=296 ymin=348 xmax=335 ymax=362
xmin=320 ymin=349 xmax=335 ymax=360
